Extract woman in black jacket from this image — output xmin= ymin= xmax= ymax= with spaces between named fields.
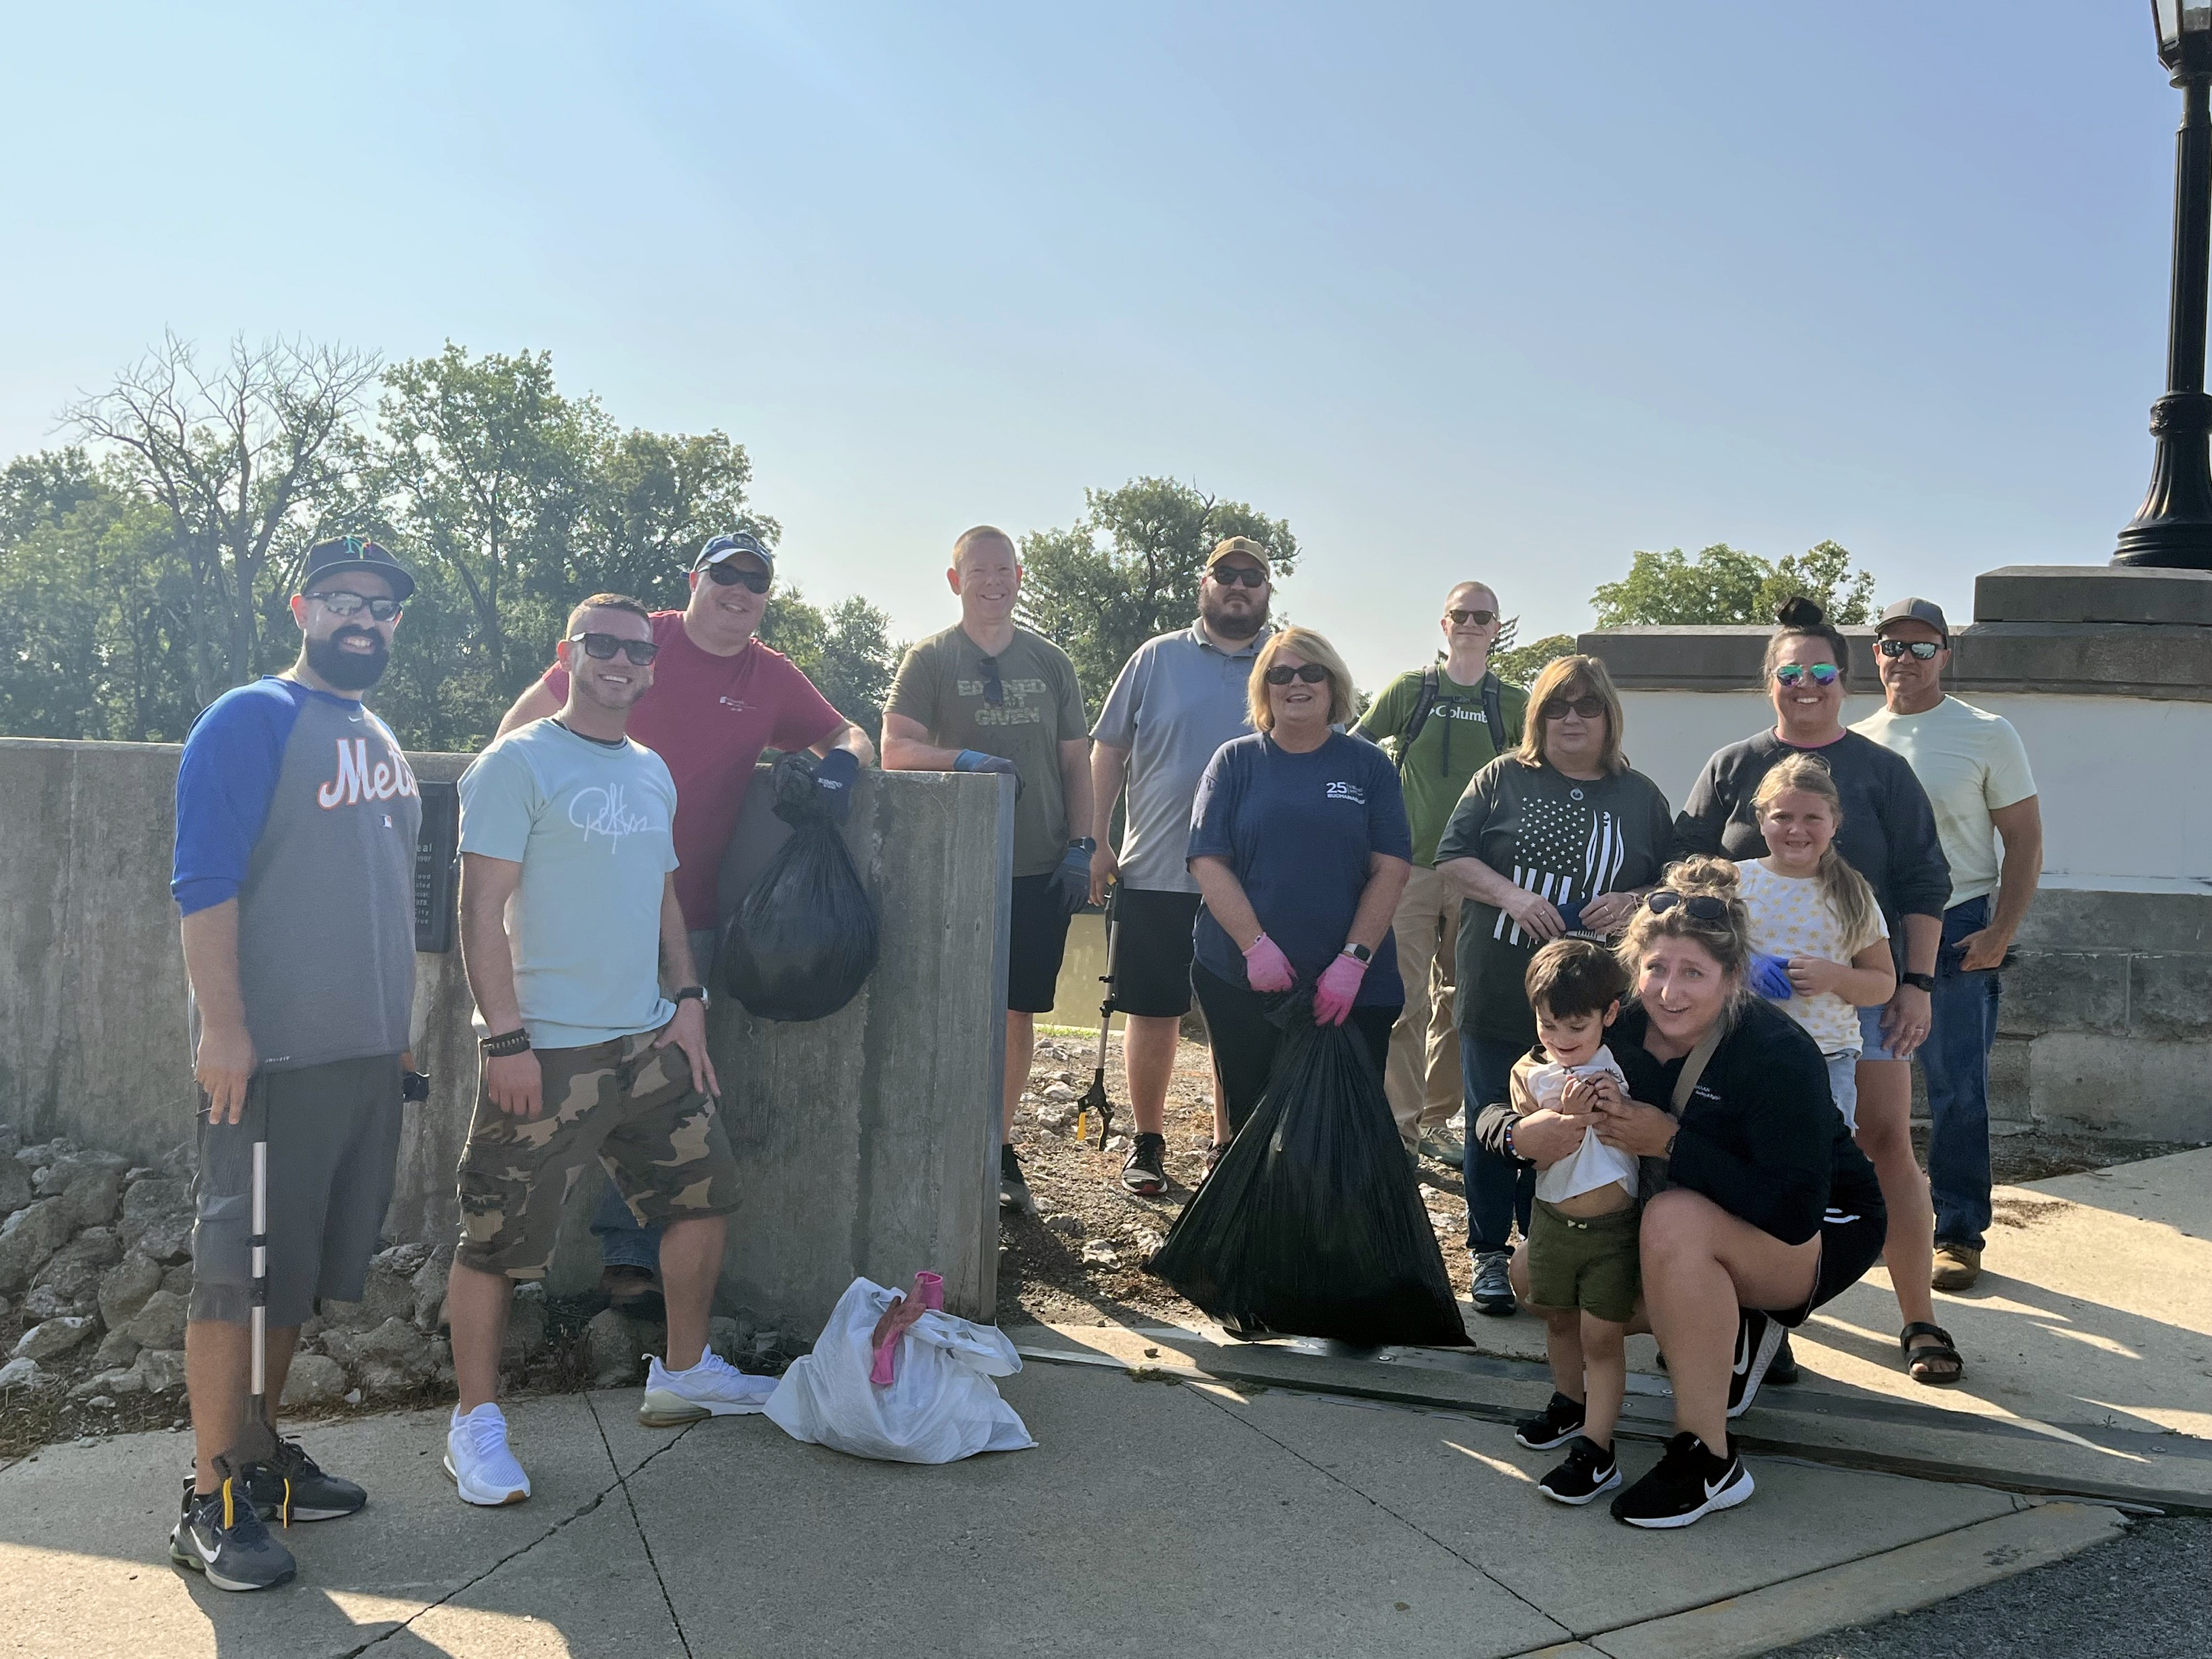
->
xmin=1482 ymin=857 xmax=1886 ymax=1529
xmin=1673 ymin=597 xmax=1959 ymax=1387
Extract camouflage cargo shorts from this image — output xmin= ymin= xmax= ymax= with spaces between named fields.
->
xmin=455 ymin=1026 xmax=738 ymax=1280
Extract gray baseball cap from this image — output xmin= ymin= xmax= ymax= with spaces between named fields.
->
xmin=1875 ymin=596 xmax=1949 ymax=642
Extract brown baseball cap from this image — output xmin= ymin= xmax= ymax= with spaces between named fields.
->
xmin=1206 ymin=535 xmax=1271 ymax=575
xmin=1875 ymin=597 xmax=1949 ymax=642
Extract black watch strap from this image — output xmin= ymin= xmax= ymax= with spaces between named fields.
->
xmin=674 ymin=985 xmax=708 ymax=1004
xmin=1900 ymin=971 xmax=1936 ymax=993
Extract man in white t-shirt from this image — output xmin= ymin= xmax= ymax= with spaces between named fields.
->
xmin=1853 ymin=598 xmax=2043 ymax=1292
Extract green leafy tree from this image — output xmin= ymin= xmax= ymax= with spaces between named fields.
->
xmin=1017 ymin=476 xmax=1297 ymax=712
xmin=1492 ymin=631 xmax=1578 ymax=687
xmin=1591 ymin=540 xmax=1875 ymax=628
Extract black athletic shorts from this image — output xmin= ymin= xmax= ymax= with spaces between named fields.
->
xmin=1774 ymin=1196 xmax=1890 ymax=1328
xmin=1007 ymin=872 xmax=1073 ymax=1015
xmin=1109 ymin=888 xmax=1203 ymax=1018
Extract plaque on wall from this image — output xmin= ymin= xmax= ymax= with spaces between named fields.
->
xmin=414 ymin=779 xmax=459 ymax=954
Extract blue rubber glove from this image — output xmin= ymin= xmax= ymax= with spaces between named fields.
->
xmin=1555 ymin=898 xmax=1586 ymax=934
xmin=1749 ymin=951 xmax=1794 ymax=1000
xmin=1052 ymin=840 xmax=1094 ymax=914
xmin=953 ymin=750 xmax=1016 ymax=776
xmin=812 ymin=747 xmax=860 ymax=823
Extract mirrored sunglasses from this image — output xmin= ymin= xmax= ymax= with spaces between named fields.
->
xmin=1877 ymin=638 xmax=1941 ymax=661
xmin=568 ymin=631 xmax=661 ymax=666
xmin=1772 ymin=662 xmax=1841 ymax=688
xmin=304 ymin=590 xmax=402 ymax=621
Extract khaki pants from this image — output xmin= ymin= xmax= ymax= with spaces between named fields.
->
xmin=1385 ymin=863 xmax=1465 ymax=1151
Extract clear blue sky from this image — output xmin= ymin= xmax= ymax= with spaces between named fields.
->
xmin=0 ymin=2 xmax=2181 ymax=689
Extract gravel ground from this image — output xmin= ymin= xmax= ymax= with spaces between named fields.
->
xmin=1761 ymin=1515 xmax=2212 ymax=1659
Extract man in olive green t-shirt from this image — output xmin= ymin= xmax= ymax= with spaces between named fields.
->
xmin=1352 ymin=581 xmax=1528 ymax=1159
xmin=883 ymin=525 xmax=1093 ymax=1215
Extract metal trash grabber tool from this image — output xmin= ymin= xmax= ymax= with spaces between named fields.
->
xmin=213 ymin=1117 xmax=283 ymax=1517
xmin=1077 ymin=884 xmax=1120 ymax=1151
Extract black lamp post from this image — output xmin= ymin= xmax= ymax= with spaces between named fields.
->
xmin=2116 ymin=1 xmax=2212 ymax=569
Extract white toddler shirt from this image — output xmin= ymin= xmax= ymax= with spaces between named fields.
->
xmin=1521 ymin=1045 xmax=1639 ymax=1205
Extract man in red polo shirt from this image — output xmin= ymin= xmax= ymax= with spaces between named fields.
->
xmin=496 ymin=531 xmax=874 ymax=1307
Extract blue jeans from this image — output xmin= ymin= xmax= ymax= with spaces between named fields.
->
xmin=1460 ymin=1031 xmax=1534 ymax=1257
xmin=1922 ymin=896 xmax=2001 ymax=1253
xmin=592 ymin=926 xmax=720 ymax=1273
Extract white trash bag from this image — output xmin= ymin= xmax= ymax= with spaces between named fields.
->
xmin=765 ymin=1277 xmax=1037 ymax=1464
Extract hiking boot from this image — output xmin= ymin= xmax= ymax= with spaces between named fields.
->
xmin=599 ymin=1264 xmax=666 ymax=1322
xmin=1120 ymin=1132 xmax=1168 ymax=1197
xmin=1538 ymin=1436 xmax=1621 ymax=1506
xmin=1610 ymin=1431 xmax=1754 ymax=1529
xmin=445 ymin=1404 xmax=531 ymax=1507
xmin=243 ymin=1438 xmax=367 ymax=1523
xmin=1420 ymin=1127 xmax=1465 ymax=1166
xmin=169 ymin=1478 xmax=296 ymax=1592
xmin=1725 ymin=1309 xmax=1787 ymax=1418
xmin=999 ymin=1145 xmax=1036 ymax=1215
xmin=1471 ymin=1250 xmax=1517 ymax=1317
xmin=1931 ymin=1242 xmax=1983 ymax=1292
xmin=638 ymin=1351 xmax=778 ymax=1427
xmin=1513 ymin=1391 xmax=1588 ymax=1451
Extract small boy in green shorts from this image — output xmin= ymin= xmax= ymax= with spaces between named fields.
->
xmin=1507 ymin=938 xmax=1639 ymax=1505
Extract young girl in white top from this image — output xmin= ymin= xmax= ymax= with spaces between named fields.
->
xmin=1740 ymin=752 xmax=1897 ymax=1130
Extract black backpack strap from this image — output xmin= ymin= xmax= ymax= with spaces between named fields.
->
xmin=1480 ymin=672 xmax=1509 ymax=762
xmin=1395 ymin=666 xmax=1441 ymax=773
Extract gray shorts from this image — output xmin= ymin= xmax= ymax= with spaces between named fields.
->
xmin=189 ymin=1054 xmax=405 ymax=1328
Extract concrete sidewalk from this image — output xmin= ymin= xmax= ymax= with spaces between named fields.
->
xmin=0 ymin=1361 xmax=2122 ymax=1659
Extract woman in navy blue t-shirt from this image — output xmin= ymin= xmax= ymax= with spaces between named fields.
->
xmin=1187 ymin=627 xmax=1414 ymax=1138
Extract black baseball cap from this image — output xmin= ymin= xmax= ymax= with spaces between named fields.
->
xmin=691 ymin=531 xmax=776 ymax=575
xmin=1875 ymin=597 xmax=1948 ymax=642
xmin=300 ymin=535 xmax=416 ymax=604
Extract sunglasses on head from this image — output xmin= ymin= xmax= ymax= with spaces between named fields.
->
xmin=1645 ymin=890 xmax=1729 ymax=922
xmin=705 ymin=561 xmax=771 ymax=592
xmin=304 ymin=590 xmax=402 ymax=622
xmin=1209 ymin=564 xmax=1267 ymax=588
xmin=1265 ymin=662 xmax=1330 ymax=686
xmin=567 ymin=631 xmax=661 ymax=666
xmin=1540 ymin=693 xmax=1606 ymax=720
xmin=1772 ymin=662 xmax=1841 ymax=688
xmin=1446 ymin=607 xmax=1498 ymax=626
xmin=1877 ymin=638 xmax=1941 ymax=661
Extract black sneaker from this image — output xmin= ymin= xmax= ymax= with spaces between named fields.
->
xmin=1766 ymin=1332 xmax=1800 ymax=1387
xmin=1471 ymin=1250 xmax=1517 ymax=1317
xmin=1610 ymin=1431 xmax=1754 ymax=1528
xmin=999 ymin=1145 xmax=1036 ymax=1215
xmin=1726 ymin=1309 xmax=1788 ymax=1418
xmin=169 ymin=1478 xmax=297 ymax=1592
xmin=1120 ymin=1132 xmax=1168 ymax=1196
xmin=1538 ymin=1435 xmax=1621 ymax=1506
xmin=244 ymin=1438 xmax=368 ymax=1523
xmin=1513 ymin=1391 xmax=1586 ymax=1450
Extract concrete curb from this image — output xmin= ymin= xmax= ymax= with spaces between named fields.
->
xmin=1549 ymin=1502 xmax=2127 ymax=1659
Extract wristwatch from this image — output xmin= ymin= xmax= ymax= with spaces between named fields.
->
xmin=1067 ymin=836 xmax=1097 ymax=853
xmin=1339 ymin=942 xmax=1374 ymax=964
xmin=674 ymin=985 xmax=708 ymax=1006
xmin=1900 ymin=971 xmax=1936 ymax=993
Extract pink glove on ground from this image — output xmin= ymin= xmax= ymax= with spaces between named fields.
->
xmin=1313 ymin=953 xmax=1368 ymax=1026
xmin=1242 ymin=933 xmax=1296 ymax=992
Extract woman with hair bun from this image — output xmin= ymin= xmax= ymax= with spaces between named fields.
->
xmin=1675 ymin=596 xmax=1959 ymax=1386
xmin=1478 ymin=856 xmax=1887 ymax=1528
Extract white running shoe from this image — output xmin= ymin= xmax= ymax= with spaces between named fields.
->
xmin=638 ymin=1351 xmax=779 ymax=1427
xmin=445 ymin=1404 xmax=531 ymax=1506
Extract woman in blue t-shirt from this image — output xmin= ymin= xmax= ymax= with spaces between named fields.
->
xmin=1186 ymin=627 xmax=1414 ymax=1138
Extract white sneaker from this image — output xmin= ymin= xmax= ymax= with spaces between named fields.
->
xmin=445 ymin=1404 xmax=531 ymax=1506
xmin=638 ymin=1351 xmax=778 ymax=1427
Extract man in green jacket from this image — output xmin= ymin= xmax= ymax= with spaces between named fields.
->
xmin=1352 ymin=582 xmax=1528 ymax=1160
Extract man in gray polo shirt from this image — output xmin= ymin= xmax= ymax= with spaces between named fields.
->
xmin=1088 ymin=536 xmax=1275 ymax=1194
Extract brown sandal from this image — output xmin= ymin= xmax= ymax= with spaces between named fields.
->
xmin=1900 ymin=1322 xmax=1965 ymax=1386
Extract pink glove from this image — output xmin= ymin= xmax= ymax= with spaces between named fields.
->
xmin=1242 ymin=933 xmax=1296 ymax=992
xmin=1313 ymin=952 xmax=1368 ymax=1026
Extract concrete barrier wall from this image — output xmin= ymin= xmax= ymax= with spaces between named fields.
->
xmin=0 ymin=737 xmax=1012 ymax=1333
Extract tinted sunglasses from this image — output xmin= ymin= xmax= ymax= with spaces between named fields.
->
xmin=1209 ymin=564 xmax=1267 ymax=588
xmin=1446 ymin=607 xmax=1498 ymax=626
xmin=1265 ymin=662 xmax=1331 ymax=685
xmin=976 ymin=653 xmax=1005 ymax=706
xmin=705 ymin=561 xmax=771 ymax=592
xmin=1877 ymin=638 xmax=1941 ymax=661
xmin=1771 ymin=662 xmax=1841 ymax=688
xmin=1539 ymin=694 xmax=1607 ymax=720
xmin=1645 ymin=890 xmax=1729 ymax=922
xmin=567 ymin=631 xmax=661 ymax=666
xmin=304 ymin=590 xmax=402 ymax=622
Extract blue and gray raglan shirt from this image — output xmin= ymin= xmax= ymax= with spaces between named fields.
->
xmin=172 ymin=676 xmax=422 ymax=1071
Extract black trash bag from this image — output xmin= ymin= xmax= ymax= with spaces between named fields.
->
xmin=1148 ymin=995 xmax=1471 ymax=1348
xmin=718 ymin=752 xmax=880 ymax=1021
